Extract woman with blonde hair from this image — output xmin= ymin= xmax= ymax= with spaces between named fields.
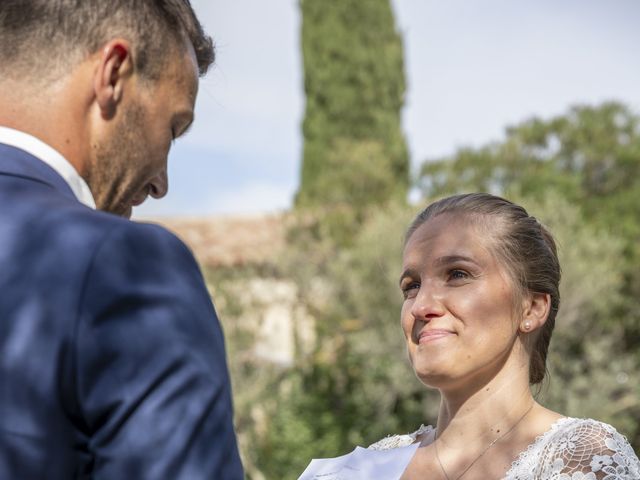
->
xmin=370 ymin=193 xmax=639 ymax=479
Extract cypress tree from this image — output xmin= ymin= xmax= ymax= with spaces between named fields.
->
xmin=296 ymin=0 xmax=409 ymax=214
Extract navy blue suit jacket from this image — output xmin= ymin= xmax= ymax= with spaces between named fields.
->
xmin=0 ymin=144 xmax=244 ymax=479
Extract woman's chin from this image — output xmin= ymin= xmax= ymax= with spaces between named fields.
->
xmin=413 ymin=367 xmax=453 ymax=389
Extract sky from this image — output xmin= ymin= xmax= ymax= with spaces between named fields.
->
xmin=135 ymin=0 xmax=640 ymax=219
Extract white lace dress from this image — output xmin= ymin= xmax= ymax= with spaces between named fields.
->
xmin=368 ymin=418 xmax=640 ymax=479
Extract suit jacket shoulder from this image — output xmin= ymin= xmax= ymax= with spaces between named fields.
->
xmin=0 ymin=146 xmax=243 ymax=479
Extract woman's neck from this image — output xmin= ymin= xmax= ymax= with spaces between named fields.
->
xmin=435 ymin=357 xmax=534 ymax=446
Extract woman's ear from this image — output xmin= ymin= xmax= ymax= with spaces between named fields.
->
xmin=519 ymin=292 xmax=551 ymax=333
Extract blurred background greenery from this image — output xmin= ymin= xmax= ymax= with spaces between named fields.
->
xmin=186 ymin=1 xmax=640 ymax=478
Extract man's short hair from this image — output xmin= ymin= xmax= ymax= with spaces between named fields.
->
xmin=0 ymin=0 xmax=214 ymax=83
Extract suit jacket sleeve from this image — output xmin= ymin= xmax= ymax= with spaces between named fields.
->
xmin=74 ymin=222 xmax=244 ymax=479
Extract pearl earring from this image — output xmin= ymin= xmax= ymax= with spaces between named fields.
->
xmin=523 ymin=321 xmax=532 ymax=331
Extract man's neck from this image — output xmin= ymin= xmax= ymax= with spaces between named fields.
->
xmin=0 ymin=80 xmax=89 ymax=177
xmin=0 ymin=125 xmax=96 ymax=208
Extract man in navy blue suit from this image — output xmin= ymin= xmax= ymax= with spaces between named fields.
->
xmin=0 ymin=1 xmax=244 ymax=478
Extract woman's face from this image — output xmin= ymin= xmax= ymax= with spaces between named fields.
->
xmin=400 ymin=213 xmax=522 ymax=390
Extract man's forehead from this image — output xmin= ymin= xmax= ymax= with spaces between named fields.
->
xmin=180 ymin=44 xmax=200 ymax=98
xmin=165 ymin=46 xmax=199 ymax=99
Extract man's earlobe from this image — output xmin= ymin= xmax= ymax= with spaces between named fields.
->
xmin=94 ymin=41 xmax=131 ymax=119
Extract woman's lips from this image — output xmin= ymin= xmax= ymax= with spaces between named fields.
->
xmin=418 ymin=329 xmax=455 ymax=344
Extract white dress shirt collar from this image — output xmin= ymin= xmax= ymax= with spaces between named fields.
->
xmin=0 ymin=126 xmax=96 ymax=209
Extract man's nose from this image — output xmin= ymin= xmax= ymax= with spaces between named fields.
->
xmin=148 ymin=170 xmax=168 ymax=199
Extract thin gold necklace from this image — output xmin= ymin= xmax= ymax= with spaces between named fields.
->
xmin=434 ymin=403 xmax=534 ymax=480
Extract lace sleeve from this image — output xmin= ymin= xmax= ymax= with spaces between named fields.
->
xmin=368 ymin=425 xmax=433 ymax=450
xmin=537 ymin=419 xmax=640 ymax=480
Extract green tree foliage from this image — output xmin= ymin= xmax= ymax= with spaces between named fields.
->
xmin=220 ymin=191 xmax=638 ymax=478
xmin=416 ymin=102 xmax=640 ymax=446
xmin=419 ymin=102 xmax=640 ymax=334
xmin=246 ymin=202 xmax=435 ymax=478
xmin=209 ymin=102 xmax=640 ymax=478
xmin=296 ymin=0 xmax=409 ymax=222
xmin=514 ymin=194 xmax=638 ymax=443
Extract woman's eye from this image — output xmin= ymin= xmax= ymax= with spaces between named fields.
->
xmin=401 ymin=283 xmax=420 ymax=299
xmin=448 ymin=269 xmax=469 ymax=281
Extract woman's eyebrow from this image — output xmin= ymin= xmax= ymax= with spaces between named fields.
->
xmin=398 ymin=267 xmax=419 ymax=286
xmin=399 ymin=256 xmax=482 ymax=285
xmin=433 ymin=255 xmax=479 ymax=267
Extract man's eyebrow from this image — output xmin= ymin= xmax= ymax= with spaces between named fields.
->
xmin=180 ymin=121 xmax=194 ymax=137
xmin=176 ymin=113 xmax=195 ymax=138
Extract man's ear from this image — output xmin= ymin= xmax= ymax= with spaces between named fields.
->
xmin=94 ymin=40 xmax=133 ymax=119
xmin=519 ymin=292 xmax=551 ymax=333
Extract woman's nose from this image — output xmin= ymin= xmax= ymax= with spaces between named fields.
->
xmin=410 ymin=284 xmax=446 ymax=321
